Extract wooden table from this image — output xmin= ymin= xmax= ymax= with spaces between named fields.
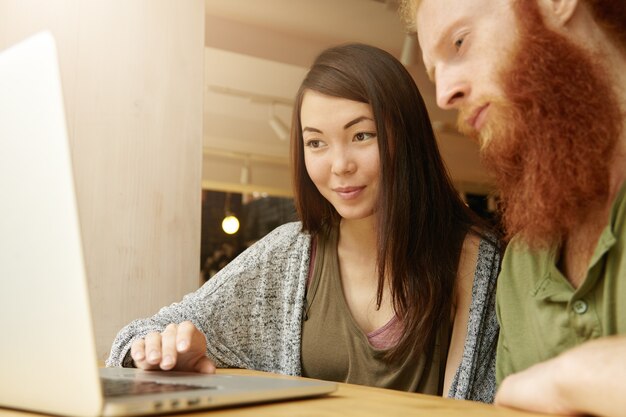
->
xmin=203 ymin=370 xmax=552 ymax=417
xmin=0 ymin=369 xmax=553 ymax=417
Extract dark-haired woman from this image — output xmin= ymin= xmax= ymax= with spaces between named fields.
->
xmin=107 ymin=43 xmax=500 ymax=402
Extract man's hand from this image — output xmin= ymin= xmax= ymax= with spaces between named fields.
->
xmin=495 ymin=357 xmax=579 ymax=416
xmin=495 ymin=336 xmax=626 ymax=417
xmin=130 ymin=321 xmax=215 ymax=373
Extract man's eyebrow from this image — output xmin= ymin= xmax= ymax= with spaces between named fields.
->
xmin=344 ymin=116 xmax=373 ymax=130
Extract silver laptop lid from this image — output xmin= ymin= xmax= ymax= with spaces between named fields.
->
xmin=0 ymin=32 xmax=103 ymax=417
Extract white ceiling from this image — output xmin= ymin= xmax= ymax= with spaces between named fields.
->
xmin=203 ymin=0 xmax=492 ymax=194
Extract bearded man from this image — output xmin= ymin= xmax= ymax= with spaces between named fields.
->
xmin=403 ymin=0 xmax=626 ymax=415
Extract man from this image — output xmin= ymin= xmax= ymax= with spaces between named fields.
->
xmin=401 ymin=0 xmax=626 ymax=415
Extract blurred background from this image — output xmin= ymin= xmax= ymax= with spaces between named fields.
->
xmin=0 ymin=0 xmax=498 ymax=360
xmin=200 ymin=0 xmax=497 ymax=280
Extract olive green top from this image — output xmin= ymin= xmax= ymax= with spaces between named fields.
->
xmin=496 ymin=182 xmax=626 ymax=384
xmin=300 ymin=225 xmax=450 ymax=393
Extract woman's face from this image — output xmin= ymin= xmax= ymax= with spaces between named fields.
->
xmin=300 ymin=90 xmax=380 ymax=221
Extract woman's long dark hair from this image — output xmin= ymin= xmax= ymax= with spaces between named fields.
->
xmin=291 ymin=43 xmax=488 ymax=361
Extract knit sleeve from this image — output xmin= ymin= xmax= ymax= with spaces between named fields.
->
xmin=447 ymin=236 xmax=501 ymax=403
xmin=105 ymin=222 xmax=311 ymax=376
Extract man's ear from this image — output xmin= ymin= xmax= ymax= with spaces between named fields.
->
xmin=536 ymin=0 xmax=579 ymax=28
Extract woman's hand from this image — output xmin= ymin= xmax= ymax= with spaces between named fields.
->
xmin=130 ymin=321 xmax=216 ymax=373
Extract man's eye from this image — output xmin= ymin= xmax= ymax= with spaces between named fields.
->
xmin=454 ymin=37 xmax=464 ymax=50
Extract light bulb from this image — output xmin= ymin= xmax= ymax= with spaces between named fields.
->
xmin=221 ymin=215 xmax=240 ymax=235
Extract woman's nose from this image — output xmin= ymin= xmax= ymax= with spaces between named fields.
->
xmin=331 ymin=149 xmax=356 ymax=175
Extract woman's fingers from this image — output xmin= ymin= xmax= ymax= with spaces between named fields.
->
xmin=176 ymin=321 xmax=198 ymax=352
xmin=144 ymin=331 xmax=163 ymax=366
xmin=195 ymin=356 xmax=216 ymax=374
xmin=130 ymin=338 xmax=147 ymax=366
xmin=160 ymin=323 xmax=179 ymax=370
xmin=128 ymin=322 xmax=215 ymax=373
xmin=176 ymin=321 xmax=215 ymax=373
xmin=131 ymin=333 xmax=161 ymax=370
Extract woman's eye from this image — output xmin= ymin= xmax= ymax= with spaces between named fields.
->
xmin=354 ymin=132 xmax=375 ymax=142
xmin=305 ymin=139 xmax=321 ymax=148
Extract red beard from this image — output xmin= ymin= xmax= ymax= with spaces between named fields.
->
xmin=473 ymin=1 xmax=622 ymax=249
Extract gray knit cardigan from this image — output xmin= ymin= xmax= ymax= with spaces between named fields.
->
xmin=106 ymin=222 xmax=500 ymax=402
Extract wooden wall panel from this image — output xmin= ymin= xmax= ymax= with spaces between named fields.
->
xmin=0 ymin=0 xmax=205 ymax=360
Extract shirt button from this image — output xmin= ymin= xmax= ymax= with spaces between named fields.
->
xmin=572 ymin=300 xmax=588 ymax=314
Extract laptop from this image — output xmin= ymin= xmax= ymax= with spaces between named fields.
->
xmin=0 ymin=31 xmax=335 ymax=417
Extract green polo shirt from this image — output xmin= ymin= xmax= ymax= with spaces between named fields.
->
xmin=495 ymin=182 xmax=626 ymax=384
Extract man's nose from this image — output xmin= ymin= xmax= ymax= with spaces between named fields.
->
xmin=436 ymin=70 xmax=469 ymax=110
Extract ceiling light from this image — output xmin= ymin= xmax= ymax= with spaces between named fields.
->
xmin=221 ymin=192 xmax=240 ymax=235
xmin=269 ymin=117 xmax=289 ymax=141
xmin=400 ymin=33 xmax=419 ymax=67
xmin=240 ymin=161 xmax=250 ymax=185
xmin=268 ymin=103 xmax=289 ymax=141
xmin=221 ymin=215 xmax=240 ymax=235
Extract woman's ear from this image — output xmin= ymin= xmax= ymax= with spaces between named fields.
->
xmin=536 ymin=0 xmax=579 ymax=28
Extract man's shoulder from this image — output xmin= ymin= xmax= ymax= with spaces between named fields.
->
xmin=502 ymin=237 xmax=551 ymax=266
xmin=612 ymin=180 xmax=626 ymax=238
xmin=498 ymin=238 xmax=554 ymax=295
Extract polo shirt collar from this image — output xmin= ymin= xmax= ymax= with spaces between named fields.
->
xmin=532 ymin=180 xmax=626 ymax=301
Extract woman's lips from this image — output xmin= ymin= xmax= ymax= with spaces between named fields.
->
xmin=333 ymin=186 xmax=365 ymax=200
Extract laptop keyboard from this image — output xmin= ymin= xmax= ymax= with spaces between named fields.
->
xmin=102 ymin=378 xmax=214 ymax=398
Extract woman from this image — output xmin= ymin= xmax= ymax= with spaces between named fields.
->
xmin=107 ymin=43 xmax=500 ymax=402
